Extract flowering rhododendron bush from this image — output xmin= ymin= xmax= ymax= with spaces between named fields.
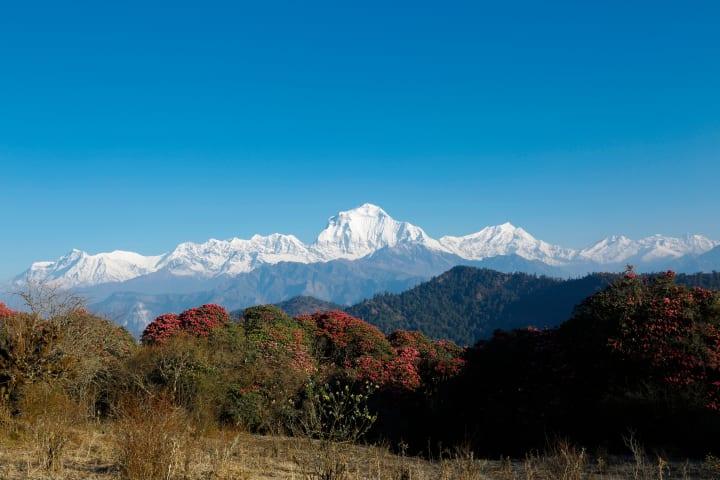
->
xmin=444 ymin=269 xmax=720 ymax=455
xmin=566 ymin=269 xmax=720 ymax=411
xmin=0 ymin=302 xmax=15 ymax=319
xmin=243 ymin=305 xmax=316 ymax=375
xmin=388 ymin=330 xmax=465 ymax=387
xmin=296 ymin=311 xmax=466 ymax=393
xmin=297 ymin=310 xmax=394 ymax=364
xmin=140 ymin=313 xmax=181 ymax=344
xmin=179 ymin=303 xmax=230 ymax=336
xmin=142 ymin=304 xmax=229 ymax=344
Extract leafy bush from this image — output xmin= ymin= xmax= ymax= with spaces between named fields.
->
xmin=129 ymin=334 xmax=217 ymax=418
xmin=295 ymin=380 xmax=377 ymax=443
xmin=446 ymin=268 xmax=720 ymax=455
xmin=243 ymin=305 xmax=317 ymax=375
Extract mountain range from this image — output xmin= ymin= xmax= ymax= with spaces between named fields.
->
xmin=5 ymin=203 xmax=719 ymax=336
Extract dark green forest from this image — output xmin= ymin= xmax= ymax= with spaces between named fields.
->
xmin=344 ymin=267 xmax=720 ymax=345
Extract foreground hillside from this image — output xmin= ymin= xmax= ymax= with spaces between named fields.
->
xmin=1 ymin=269 xmax=720 ymax=479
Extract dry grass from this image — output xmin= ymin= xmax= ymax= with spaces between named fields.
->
xmin=0 ymin=419 xmax=716 ymax=480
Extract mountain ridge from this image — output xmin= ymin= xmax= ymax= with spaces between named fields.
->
xmin=14 ymin=203 xmax=719 ymax=289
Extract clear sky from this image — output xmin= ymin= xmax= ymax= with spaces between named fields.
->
xmin=1 ymin=1 xmax=719 ymax=279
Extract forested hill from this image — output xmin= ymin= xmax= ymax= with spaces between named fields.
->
xmin=345 ymin=267 xmax=617 ymax=345
xmin=275 ymin=268 xmax=720 ymax=346
xmin=273 ymin=295 xmax=343 ymax=316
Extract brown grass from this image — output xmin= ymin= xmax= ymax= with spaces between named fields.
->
xmin=0 ymin=416 xmax=715 ymax=480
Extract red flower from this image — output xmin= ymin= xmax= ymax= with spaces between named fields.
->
xmin=0 ymin=302 xmax=15 ymax=319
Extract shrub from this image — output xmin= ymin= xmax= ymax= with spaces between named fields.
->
xmin=388 ymin=330 xmax=465 ymax=387
xmin=18 ymin=382 xmax=80 ymax=472
xmin=233 ymin=306 xmax=317 ymax=431
xmin=0 ymin=313 xmax=69 ymax=403
xmin=243 ymin=305 xmax=290 ymax=333
xmin=221 ymin=385 xmax=264 ymax=430
xmin=142 ymin=304 xmax=230 ymax=345
xmin=53 ymin=309 xmax=136 ymax=415
xmin=351 ymin=331 xmax=465 ymax=393
xmin=129 ymin=334 xmax=215 ymax=414
xmin=116 ymin=395 xmax=192 ymax=480
xmin=178 ymin=304 xmax=230 ymax=337
xmin=141 ymin=313 xmax=181 ymax=345
xmin=298 ymin=310 xmax=393 ymax=364
xmin=243 ymin=305 xmax=317 ymax=375
xmin=295 ymin=380 xmax=377 ymax=443
xmin=0 ymin=302 xmax=15 ymax=318
xmin=564 ymin=269 xmax=720 ymax=411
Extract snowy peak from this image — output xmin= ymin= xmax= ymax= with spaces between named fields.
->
xmin=439 ymin=222 xmax=577 ymax=265
xmin=312 ymin=203 xmax=443 ymax=259
xmin=18 ymin=249 xmax=163 ymax=287
xmin=157 ymin=233 xmax=318 ymax=277
xmin=579 ymin=235 xmax=637 ymax=264
xmin=580 ymin=234 xmax=719 ymax=264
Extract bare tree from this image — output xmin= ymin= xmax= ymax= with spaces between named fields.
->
xmin=13 ymin=278 xmax=86 ymax=320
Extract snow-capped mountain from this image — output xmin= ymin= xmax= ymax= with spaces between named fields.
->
xmin=313 ymin=203 xmax=445 ymax=259
xmin=580 ymin=234 xmax=719 ymax=264
xmin=439 ymin=222 xmax=577 ymax=266
xmin=156 ymin=233 xmax=320 ymax=277
xmin=22 ymin=249 xmax=163 ymax=288
xmin=13 ymin=203 xmax=719 ymax=291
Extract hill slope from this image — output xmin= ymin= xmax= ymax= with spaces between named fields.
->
xmin=273 ymin=296 xmax=342 ymax=316
xmin=346 ymin=268 xmax=720 ymax=345
xmin=346 ymin=267 xmax=617 ymax=345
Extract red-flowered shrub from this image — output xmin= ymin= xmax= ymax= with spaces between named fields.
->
xmin=351 ymin=347 xmax=422 ymax=391
xmin=564 ymin=268 xmax=720 ymax=410
xmin=243 ymin=305 xmax=317 ymax=375
xmin=296 ymin=312 xmax=466 ymax=393
xmin=142 ymin=304 xmax=229 ymax=344
xmin=141 ymin=313 xmax=182 ymax=345
xmin=388 ymin=330 xmax=465 ymax=386
xmin=297 ymin=310 xmax=393 ymax=364
xmin=0 ymin=302 xmax=15 ymax=319
xmin=179 ymin=304 xmax=230 ymax=337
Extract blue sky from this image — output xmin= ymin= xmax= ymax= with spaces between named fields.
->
xmin=1 ymin=1 xmax=719 ymax=279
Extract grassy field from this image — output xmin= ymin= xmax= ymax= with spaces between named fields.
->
xmin=0 ymin=418 xmax=717 ymax=480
